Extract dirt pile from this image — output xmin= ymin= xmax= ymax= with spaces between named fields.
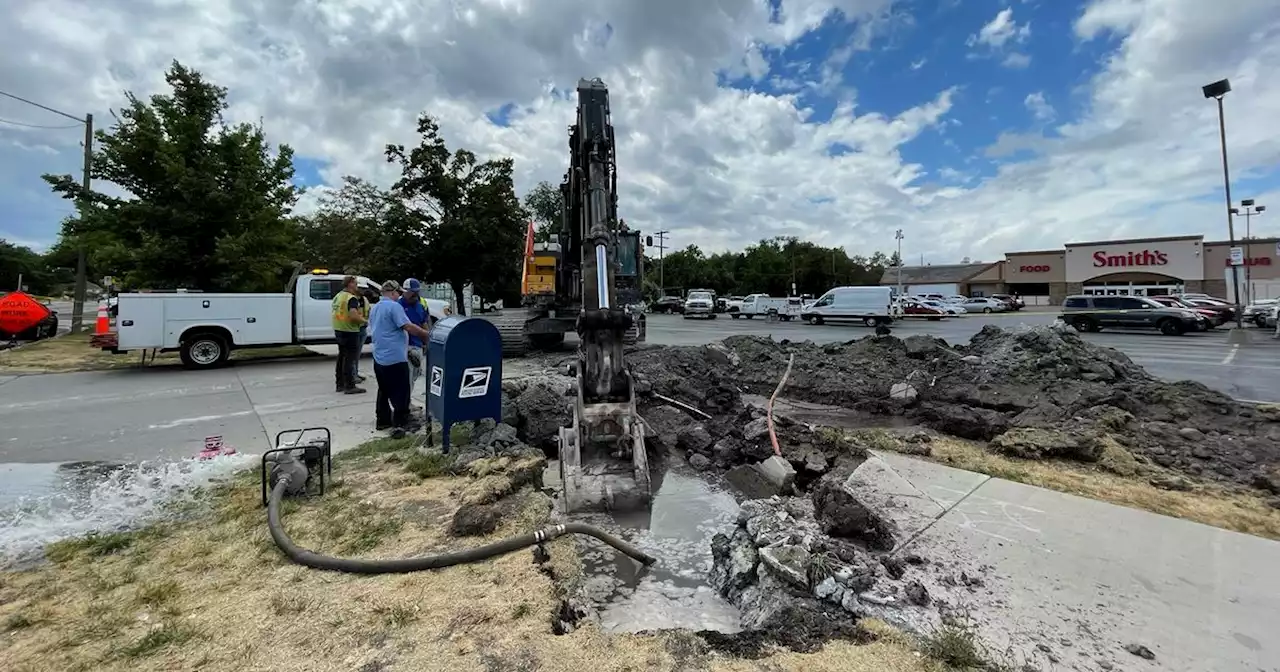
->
xmin=626 ymin=325 xmax=1280 ymax=494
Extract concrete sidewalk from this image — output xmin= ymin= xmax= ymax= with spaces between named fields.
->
xmin=870 ymin=451 xmax=1279 ymax=672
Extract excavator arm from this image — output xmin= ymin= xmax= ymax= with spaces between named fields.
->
xmin=557 ymin=78 xmax=652 ymax=514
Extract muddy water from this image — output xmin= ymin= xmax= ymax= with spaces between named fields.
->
xmin=546 ymin=457 xmax=744 ymax=633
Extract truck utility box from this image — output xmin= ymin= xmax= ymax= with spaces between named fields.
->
xmin=732 ymin=294 xmax=800 ymax=321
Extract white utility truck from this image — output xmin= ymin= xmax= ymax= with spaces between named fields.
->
xmin=800 ymin=286 xmax=898 ymax=327
xmin=733 ymin=294 xmax=800 ymax=321
xmin=100 ymin=270 xmax=451 ymax=369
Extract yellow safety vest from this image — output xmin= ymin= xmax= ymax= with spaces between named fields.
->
xmin=332 ymin=290 xmax=362 ymax=332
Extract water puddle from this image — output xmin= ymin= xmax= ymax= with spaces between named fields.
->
xmin=0 ymin=454 xmax=256 ymax=568
xmin=547 ymin=457 xmax=744 ymax=633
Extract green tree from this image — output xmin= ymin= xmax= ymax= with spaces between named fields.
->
xmin=295 ymin=175 xmax=409 ymax=280
xmin=0 ymin=240 xmax=50 ymax=294
xmin=523 ymin=180 xmax=563 ymax=244
xmin=41 ymin=61 xmax=301 ymax=292
xmin=386 ymin=115 xmax=525 ymax=315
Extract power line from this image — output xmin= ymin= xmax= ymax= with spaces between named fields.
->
xmin=0 ymin=116 xmax=83 ymax=130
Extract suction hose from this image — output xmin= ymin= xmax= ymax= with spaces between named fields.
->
xmin=266 ymin=478 xmax=657 ymax=574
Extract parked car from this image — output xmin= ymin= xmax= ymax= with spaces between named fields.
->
xmin=990 ymin=294 xmax=1025 ymax=311
xmin=897 ymin=298 xmax=946 ymax=321
xmin=922 ymin=299 xmax=966 ymax=315
xmin=683 ymin=289 xmax=718 ymax=319
xmin=1182 ymin=297 xmax=1236 ymax=322
xmin=1243 ymin=299 xmax=1279 ymax=327
xmin=959 ymin=297 xmax=1008 ymax=313
xmin=649 ymin=296 xmax=685 ymax=314
xmin=1061 ymin=295 xmax=1205 ymax=335
xmin=1146 ymin=295 xmax=1223 ymax=328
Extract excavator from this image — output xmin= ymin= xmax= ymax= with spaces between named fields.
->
xmin=496 ymin=78 xmax=652 ymax=514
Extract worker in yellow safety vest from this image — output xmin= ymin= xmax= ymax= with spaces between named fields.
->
xmin=332 ymin=275 xmax=368 ymax=394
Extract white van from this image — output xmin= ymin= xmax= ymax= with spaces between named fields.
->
xmin=801 ymin=286 xmax=897 ymax=327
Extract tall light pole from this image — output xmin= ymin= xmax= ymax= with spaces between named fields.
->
xmin=895 ymin=229 xmax=905 ymax=297
xmin=1203 ymin=78 xmax=1243 ymax=328
xmin=0 ymin=89 xmax=94 ymax=333
xmin=1231 ymin=199 xmax=1266 ymax=303
xmin=652 ymin=230 xmax=669 ymax=295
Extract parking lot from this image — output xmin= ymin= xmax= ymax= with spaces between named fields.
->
xmin=645 ymin=311 xmax=1280 ymax=403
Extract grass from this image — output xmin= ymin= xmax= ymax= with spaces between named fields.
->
xmin=0 ymin=434 xmax=977 ymax=672
xmin=0 ymin=331 xmax=318 ymax=373
xmin=849 ymin=427 xmax=1280 ymax=540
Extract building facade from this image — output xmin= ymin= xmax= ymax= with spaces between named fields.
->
xmin=883 ymin=234 xmax=1280 ymax=305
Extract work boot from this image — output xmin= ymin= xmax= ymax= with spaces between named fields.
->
xmin=344 ymin=386 xmax=367 ymax=395
xmin=356 ymin=374 xmax=367 ymax=383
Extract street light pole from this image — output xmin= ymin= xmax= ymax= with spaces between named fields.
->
xmin=1203 ymin=79 xmax=1243 ymax=328
xmin=895 ymin=229 xmax=905 ymax=297
xmin=0 ymin=90 xmax=94 ymax=333
xmin=1232 ymin=200 xmax=1266 ymax=303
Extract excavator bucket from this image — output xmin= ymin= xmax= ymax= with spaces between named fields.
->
xmin=558 ymin=372 xmax=652 ymax=514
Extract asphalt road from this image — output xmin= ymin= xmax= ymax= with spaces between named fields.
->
xmin=1 ymin=312 xmax=1277 ymax=464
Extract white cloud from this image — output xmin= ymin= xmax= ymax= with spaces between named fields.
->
xmin=1024 ymin=92 xmax=1055 ymax=121
xmin=967 ymin=8 xmax=1031 ymax=50
xmin=1 ymin=0 xmax=1279 ymax=269
xmin=1002 ymin=52 xmax=1032 ymax=69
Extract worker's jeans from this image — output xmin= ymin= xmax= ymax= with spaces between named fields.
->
xmin=334 ymin=331 xmax=362 ymax=390
xmin=355 ymin=326 xmax=368 ymax=377
xmin=374 ymin=361 xmax=412 ymax=428
xmin=407 ymin=346 xmax=426 ymax=392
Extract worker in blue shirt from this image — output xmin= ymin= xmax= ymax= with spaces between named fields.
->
xmin=369 ymin=280 xmax=430 ymax=432
xmin=400 ymin=278 xmax=430 ymax=392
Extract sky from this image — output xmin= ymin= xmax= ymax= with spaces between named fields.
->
xmin=2 ymin=0 xmax=1280 ymax=266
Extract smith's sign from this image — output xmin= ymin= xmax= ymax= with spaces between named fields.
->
xmin=1092 ymin=249 xmax=1169 ymax=268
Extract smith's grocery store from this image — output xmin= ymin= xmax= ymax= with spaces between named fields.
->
xmin=882 ymin=234 xmax=1280 ymax=306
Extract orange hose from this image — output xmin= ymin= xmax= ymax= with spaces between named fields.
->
xmin=766 ymin=353 xmax=795 ymax=458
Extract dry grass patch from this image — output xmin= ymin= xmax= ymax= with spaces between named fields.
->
xmin=851 ymin=427 xmax=1280 ymax=540
xmin=0 ymin=436 xmax=964 ymax=672
xmin=0 ymin=332 xmax=317 ymax=373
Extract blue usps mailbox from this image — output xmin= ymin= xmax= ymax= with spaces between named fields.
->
xmin=426 ymin=316 xmax=503 ymax=454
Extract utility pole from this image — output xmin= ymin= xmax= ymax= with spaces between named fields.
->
xmin=0 ymin=90 xmax=94 ymax=333
xmin=895 ymin=229 xmax=905 ymax=297
xmin=653 ymin=230 xmax=669 ymax=294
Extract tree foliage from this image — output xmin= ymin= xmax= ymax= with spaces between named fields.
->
xmin=648 ymin=237 xmax=891 ymax=299
xmin=385 ymin=115 xmax=525 ymax=315
xmin=523 ymin=180 xmax=563 ymax=244
xmin=41 ymin=61 xmax=301 ymax=292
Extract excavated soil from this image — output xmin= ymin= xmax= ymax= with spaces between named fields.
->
xmin=620 ymin=324 xmax=1280 ymax=496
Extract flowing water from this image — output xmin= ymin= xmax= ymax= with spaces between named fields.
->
xmin=0 ymin=454 xmax=256 ymax=568
xmin=547 ymin=456 xmax=745 ymax=633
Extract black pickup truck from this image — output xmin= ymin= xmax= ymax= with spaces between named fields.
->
xmin=1061 ymin=295 xmax=1206 ymax=335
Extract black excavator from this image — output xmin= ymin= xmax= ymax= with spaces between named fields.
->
xmin=496 ymin=78 xmax=648 ymax=358
xmin=495 ymin=78 xmax=653 ymax=513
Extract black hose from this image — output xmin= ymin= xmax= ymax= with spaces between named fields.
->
xmin=266 ymin=478 xmax=657 ymax=574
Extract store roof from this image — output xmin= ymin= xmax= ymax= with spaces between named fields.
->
xmin=879 ymin=262 xmax=999 ymax=285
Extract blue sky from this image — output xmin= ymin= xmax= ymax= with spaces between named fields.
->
xmin=4 ymin=0 xmax=1280 ymax=261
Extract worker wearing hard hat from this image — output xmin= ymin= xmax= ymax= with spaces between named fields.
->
xmin=399 ymin=278 xmax=430 ymax=392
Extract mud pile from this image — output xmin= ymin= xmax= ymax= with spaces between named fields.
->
xmin=626 ymin=325 xmax=1280 ymax=494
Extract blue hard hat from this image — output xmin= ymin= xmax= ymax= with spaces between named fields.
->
xmin=403 ymin=278 xmax=422 ymax=293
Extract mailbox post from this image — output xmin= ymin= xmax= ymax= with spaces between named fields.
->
xmin=426 ymin=316 xmax=503 ymax=454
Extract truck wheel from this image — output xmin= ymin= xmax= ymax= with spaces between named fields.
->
xmin=180 ymin=333 xmax=229 ymax=369
xmin=863 ymin=317 xmax=879 ymax=327
xmin=1158 ymin=319 xmax=1185 ymax=336
xmin=708 ymin=313 xmax=717 ymax=320
xmin=731 ymin=313 xmax=740 ymax=319
xmin=809 ymin=315 xmax=824 ymax=325
xmin=780 ymin=315 xmax=791 ymax=322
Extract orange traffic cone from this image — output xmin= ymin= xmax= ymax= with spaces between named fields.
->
xmin=94 ymin=301 xmax=109 ymax=335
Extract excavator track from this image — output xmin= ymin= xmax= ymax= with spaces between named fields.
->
xmin=485 ymin=311 xmax=529 ymax=358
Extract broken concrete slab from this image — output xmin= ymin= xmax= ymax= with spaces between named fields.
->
xmin=871 ymin=450 xmax=990 ymax=509
xmin=756 ymin=455 xmax=796 ymax=490
xmin=841 ymin=455 xmax=947 ymax=544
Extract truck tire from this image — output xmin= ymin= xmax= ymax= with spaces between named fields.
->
xmin=1158 ymin=318 xmax=1185 ymax=336
xmin=808 ymin=315 xmax=824 ymax=325
xmin=863 ymin=317 xmax=878 ymax=327
xmin=731 ymin=313 xmax=740 ymax=319
xmin=180 ymin=333 xmax=230 ymax=369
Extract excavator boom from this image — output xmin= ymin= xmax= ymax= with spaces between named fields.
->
xmin=557 ymin=78 xmax=652 ymax=514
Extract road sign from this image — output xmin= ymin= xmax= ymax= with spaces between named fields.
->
xmin=102 ymin=276 xmax=114 ymax=287
xmin=0 ymin=291 xmax=51 ymax=336
xmin=1229 ymin=246 xmax=1245 ymax=266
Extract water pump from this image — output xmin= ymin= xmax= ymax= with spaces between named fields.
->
xmin=260 ymin=427 xmax=333 ymax=507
